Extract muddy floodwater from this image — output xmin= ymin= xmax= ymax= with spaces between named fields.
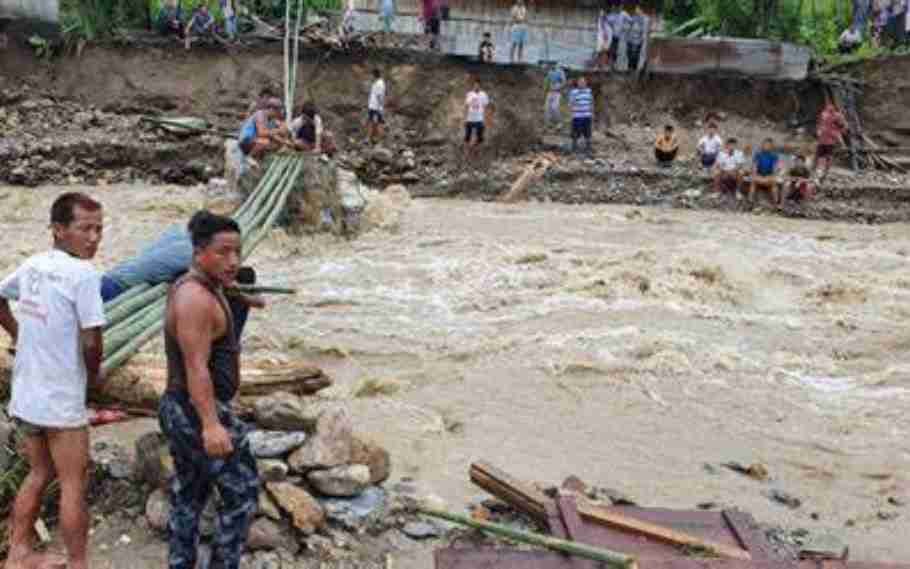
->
xmin=3 ymin=183 xmax=909 ymax=561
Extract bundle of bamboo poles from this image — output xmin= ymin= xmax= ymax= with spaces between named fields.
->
xmin=101 ymin=154 xmax=306 ymax=375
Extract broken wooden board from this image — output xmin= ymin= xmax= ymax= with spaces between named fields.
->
xmin=471 ymin=462 xmax=753 ymax=561
xmin=438 ymin=549 xmax=910 ymax=569
xmin=0 ymin=355 xmax=332 ymax=410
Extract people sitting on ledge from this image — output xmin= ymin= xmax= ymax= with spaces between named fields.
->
xmin=238 ymin=98 xmax=284 ymax=159
xmin=713 ymin=137 xmax=744 ymax=197
xmin=782 ymin=153 xmax=816 ymax=204
xmin=749 ymin=137 xmax=781 ymax=205
xmin=184 ymin=5 xmax=216 ymax=50
xmin=654 ymin=124 xmax=679 ymax=167
xmin=156 ymin=0 xmax=184 ymax=37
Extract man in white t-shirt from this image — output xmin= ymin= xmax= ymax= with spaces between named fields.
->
xmin=696 ymin=123 xmax=723 ymax=169
xmin=0 ymin=192 xmax=105 ymax=569
xmin=367 ymin=68 xmax=387 ymax=144
xmin=464 ymin=78 xmax=492 ymax=159
xmin=712 ymin=137 xmax=745 ymax=197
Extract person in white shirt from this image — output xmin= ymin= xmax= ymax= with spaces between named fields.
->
xmin=0 ymin=192 xmax=105 ymax=569
xmin=712 ymin=137 xmax=745 ymax=197
xmin=696 ymin=123 xmax=723 ymax=169
xmin=464 ymin=78 xmax=492 ymax=159
xmin=367 ymin=68 xmax=387 ymax=144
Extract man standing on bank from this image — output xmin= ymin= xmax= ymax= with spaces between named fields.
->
xmin=0 ymin=192 xmax=105 ymax=569
xmin=159 ymin=211 xmax=260 ymax=569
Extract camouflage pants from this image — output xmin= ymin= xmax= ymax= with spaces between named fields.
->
xmin=159 ymin=391 xmax=259 ymax=569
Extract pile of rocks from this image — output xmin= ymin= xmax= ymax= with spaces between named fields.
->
xmin=132 ymin=392 xmax=435 ymax=568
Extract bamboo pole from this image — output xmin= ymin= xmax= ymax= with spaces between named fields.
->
xmin=101 ymin=316 xmax=165 ymax=375
xmin=418 ymin=508 xmax=637 ymax=569
xmin=104 ymin=283 xmax=168 ymax=329
xmin=103 ymin=282 xmax=151 ymax=312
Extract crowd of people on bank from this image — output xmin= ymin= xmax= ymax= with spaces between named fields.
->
xmin=839 ymin=0 xmax=910 ymax=53
xmin=653 ymin=96 xmax=848 ymax=206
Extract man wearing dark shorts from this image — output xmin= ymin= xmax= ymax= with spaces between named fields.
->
xmin=463 ymin=78 xmax=491 ymax=159
xmin=159 ymin=211 xmax=260 ymax=569
xmin=0 ymin=192 xmax=105 ymax=569
xmin=569 ymin=76 xmax=594 ymax=154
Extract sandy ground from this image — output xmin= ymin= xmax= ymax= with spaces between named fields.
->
xmin=1 ymin=181 xmax=909 ymax=565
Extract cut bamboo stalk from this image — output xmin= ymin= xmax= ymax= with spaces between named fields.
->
xmin=103 ymin=282 xmax=151 ymax=312
xmin=104 ymin=283 xmax=168 ymax=329
xmin=419 ymin=508 xmax=637 ymax=569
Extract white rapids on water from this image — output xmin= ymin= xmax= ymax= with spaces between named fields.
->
xmin=251 ymin=197 xmax=910 ymax=561
xmin=3 ymin=184 xmax=909 ymax=561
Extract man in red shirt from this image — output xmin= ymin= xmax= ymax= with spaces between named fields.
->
xmin=814 ymin=96 xmax=848 ymax=185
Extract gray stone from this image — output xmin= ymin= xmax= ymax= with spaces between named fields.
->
xmin=258 ymin=491 xmax=283 ymax=521
xmin=370 ymin=146 xmax=395 ymax=165
xmin=90 ymin=439 xmax=133 ymax=480
xmin=253 ymin=392 xmax=316 ymax=431
xmin=768 ymin=488 xmax=801 ymax=509
xmin=135 ymin=431 xmax=174 ymax=489
xmin=251 ymin=550 xmax=281 ymax=569
xmin=247 ymin=518 xmax=299 ymax=553
xmin=287 ymin=407 xmax=352 ymax=472
xmin=402 ymin=521 xmax=442 ymax=540
xmin=319 ymin=486 xmax=387 ymax=530
xmin=247 ymin=431 xmax=307 ymax=459
xmin=145 ymin=488 xmax=170 ymax=532
xmin=307 ymin=464 xmax=370 ymax=497
xmin=257 ymin=459 xmax=289 ymax=482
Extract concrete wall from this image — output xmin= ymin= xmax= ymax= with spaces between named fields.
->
xmin=0 ymin=0 xmax=59 ymax=24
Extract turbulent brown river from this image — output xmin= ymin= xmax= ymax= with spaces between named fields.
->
xmin=3 ymin=184 xmax=909 ymax=561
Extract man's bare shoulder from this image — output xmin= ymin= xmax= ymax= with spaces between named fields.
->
xmin=172 ymin=280 xmax=218 ymax=316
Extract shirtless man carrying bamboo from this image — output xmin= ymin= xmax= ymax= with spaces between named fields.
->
xmin=158 ymin=211 xmax=260 ymax=569
xmin=1 ymin=192 xmax=105 ymax=569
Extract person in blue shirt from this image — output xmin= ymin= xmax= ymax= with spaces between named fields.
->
xmin=749 ymin=137 xmax=782 ymax=205
xmin=568 ymin=76 xmax=594 ymax=155
xmin=544 ymin=63 xmax=567 ymax=128
xmin=101 ymin=224 xmax=262 ymax=340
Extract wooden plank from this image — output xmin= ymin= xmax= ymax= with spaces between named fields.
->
xmin=578 ymin=501 xmax=752 ymax=562
xmin=557 ymin=493 xmax=586 ymax=542
xmin=470 ymin=462 xmax=752 ymax=561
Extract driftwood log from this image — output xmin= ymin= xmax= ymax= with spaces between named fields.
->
xmin=499 ymin=153 xmax=559 ymax=203
xmin=0 ymin=353 xmax=332 ymax=411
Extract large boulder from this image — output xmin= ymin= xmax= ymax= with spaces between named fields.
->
xmin=266 ymin=482 xmax=325 ymax=535
xmin=307 ymin=465 xmax=370 ymax=498
xmin=247 ymin=431 xmax=307 ymax=459
xmin=135 ymin=432 xmax=174 ymax=489
xmin=350 ymin=437 xmax=391 ymax=485
xmin=287 ymin=407 xmax=352 ymax=472
xmin=253 ymin=393 xmax=316 ymax=431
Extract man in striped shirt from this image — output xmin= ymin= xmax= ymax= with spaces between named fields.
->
xmin=569 ymin=76 xmax=594 ymax=154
